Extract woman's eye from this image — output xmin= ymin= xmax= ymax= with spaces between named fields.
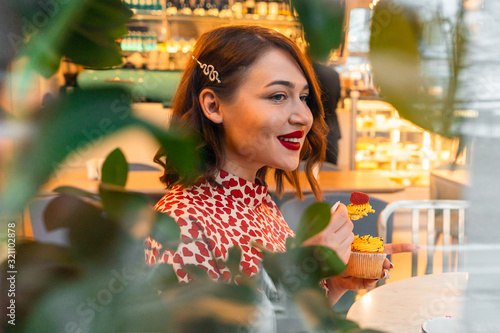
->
xmin=270 ymin=94 xmax=286 ymax=102
xmin=300 ymin=95 xmax=309 ymax=102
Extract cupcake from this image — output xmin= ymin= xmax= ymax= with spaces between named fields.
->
xmin=346 ymin=235 xmax=386 ymax=279
xmin=347 ymin=192 xmax=375 ymax=221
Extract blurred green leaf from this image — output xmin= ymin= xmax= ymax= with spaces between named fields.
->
xmin=139 ymin=120 xmax=202 ymax=184
xmin=293 ymin=0 xmax=345 ymax=61
xmin=43 ymin=194 xmax=94 ymax=232
xmin=1 ymin=88 xmax=200 ymax=219
xmin=59 ymin=1 xmax=131 ymax=69
xmin=293 ymin=288 xmax=353 ymax=331
xmin=294 ymin=202 xmax=331 ymax=243
xmin=286 ymin=235 xmax=299 ymax=249
xmin=99 ymin=184 xmax=150 ymax=229
xmin=149 ymin=211 xmax=181 ymax=248
xmin=1 ymin=88 xmax=134 ymax=215
xmin=16 ymin=0 xmax=131 ymax=78
xmin=101 ymin=148 xmax=128 ymax=187
xmin=146 ymin=263 xmax=179 ymax=292
xmin=369 ymin=0 xmax=462 ymax=138
xmin=19 ymin=269 xmax=158 ymax=333
xmin=183 ymin=264 xmax=211 ymax=281
xmin=307 ymin=246 xmax=346 ymax=280
xmin=160 ymin=281 xmax=257 ymax=330
xmin=369 ymin=0 xmax=424 ymax=125
xmin=49 ymin=194 xmax=120 ymax=260
xmin=225 ymin=245 xmax=242 ymax=280
xmin=263 ymin=245 xmax=345 ymax=293
xmin=0 ymin=241 xmax=79 ymax=330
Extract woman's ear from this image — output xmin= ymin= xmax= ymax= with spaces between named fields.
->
xmin=199 ymin=88 xmax=223 ymax=124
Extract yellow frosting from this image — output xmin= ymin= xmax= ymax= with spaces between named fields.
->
xmin=351 ymin=235 xmax=384 ymax=253
xmin=347 ymin=203 xmax=375 ymax=221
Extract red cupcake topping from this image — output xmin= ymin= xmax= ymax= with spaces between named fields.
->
xmin=350 ymin=191 xmax=370 ymax=205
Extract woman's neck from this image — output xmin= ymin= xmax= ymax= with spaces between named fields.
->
xmin=221 ymin=159 xmax=260 ymax=183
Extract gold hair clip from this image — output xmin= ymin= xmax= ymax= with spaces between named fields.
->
xmin=192 ymin=56 xmax=221 ymax=83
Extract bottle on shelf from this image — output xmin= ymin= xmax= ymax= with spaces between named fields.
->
xmin=151 ymin=0 xmax=162 ymax=15
xmin=243 ymin=0 xmax=255 ymax=15
xmin=256 ymin=0 xmax=268 ymax=16
xmin=121 ymin=27 xmax=158 ymax=52
xmin=178 ymin=0 xmax=192 ymax=15
xmin=138 ymin=0 xmax=146 ymax=12
xmin=218 ymin=0 xmax=231 ymax=18
xmin=166 ymin=0 xmax=178 ymax=15
xmin=145 ymin=0 xmax=152 ymax=12
xmin=267 ymin=0 xmax=279 ymax=17
xmin=193 ymin=0 xmax=206 ymax=15
xmin=131 ymin=0 xmax=139 ymax=12
xmin=232 ymin=0 xmax=243 ymax=17
xmin=278 ymin=0 xmax=291 ymax=17
xmin=205 ymin=0 xmax=220 ymax=16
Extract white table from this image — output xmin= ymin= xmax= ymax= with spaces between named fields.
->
xmin=347 ymin=272 xmax=468 ymax=333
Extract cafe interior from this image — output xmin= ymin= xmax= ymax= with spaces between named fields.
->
xmin=0 ymin=0 xmax=499 ymax=332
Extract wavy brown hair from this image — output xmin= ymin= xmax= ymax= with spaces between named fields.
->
xmin=154 ymin=25 xmax=327 ymax=200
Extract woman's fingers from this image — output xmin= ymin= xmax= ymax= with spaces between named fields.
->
xmin=384 ymin=243 xmax=419 ymax=254
xmin=327 ymin=203 xmax=350 ymax=233
xmin=323 ymin=219 xmax=353 ymax=244
xmin=382 ymin=258 xmax=394 ymax=270
xmin=302 ymin=203 xmax=355 ymax=264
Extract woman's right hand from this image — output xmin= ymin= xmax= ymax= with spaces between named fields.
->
xmin=301 ymin=203 xmax=354 ymax=264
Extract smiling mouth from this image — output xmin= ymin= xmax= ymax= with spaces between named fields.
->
xmin=277 ymin=130 xmax=304 ymax=151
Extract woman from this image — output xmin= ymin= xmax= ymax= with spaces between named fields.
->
xmin=145 ymin=25 xmax=407 ymax=306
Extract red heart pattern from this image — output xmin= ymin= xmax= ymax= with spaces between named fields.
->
xmin=145 ymin=170 xmax=295 ymax=284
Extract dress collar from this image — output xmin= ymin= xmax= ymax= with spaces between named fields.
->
xmin=213 ymin=170 xmax=269 ymax=208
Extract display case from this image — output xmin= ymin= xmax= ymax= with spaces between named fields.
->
xmin=346 ymin=97 xmax=459 ymax=186
xmin=120 ymin=0 xmax=304 ymax=70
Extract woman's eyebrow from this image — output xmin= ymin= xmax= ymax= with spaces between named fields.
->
xmin=265 ymin=80 xmax=309 ymax=91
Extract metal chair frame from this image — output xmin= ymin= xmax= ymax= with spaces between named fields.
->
xmin=378 ymin=200 xmax=468 ymax=276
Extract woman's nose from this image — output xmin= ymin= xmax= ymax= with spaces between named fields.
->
xmin=289 ymin=100 xmax=313 ymax=126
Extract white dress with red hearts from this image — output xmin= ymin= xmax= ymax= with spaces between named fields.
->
xmin=144 ymin=169 xmax=295 ymax=283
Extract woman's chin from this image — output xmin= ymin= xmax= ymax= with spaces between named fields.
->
xmin=271 ymin=161 xmax=300 ymax=172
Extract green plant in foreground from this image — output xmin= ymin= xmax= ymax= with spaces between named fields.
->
xmin=1 ymin=0 xmax=452 ymax=331
xmin=2 ymin=148 xmax=382 ymax=332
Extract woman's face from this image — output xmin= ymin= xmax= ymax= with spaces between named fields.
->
xmin=218 ymin=48 xmax=313 ymax=179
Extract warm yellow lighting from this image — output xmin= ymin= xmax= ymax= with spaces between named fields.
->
xmin=454 ymin=109 xmax=479 ymax=118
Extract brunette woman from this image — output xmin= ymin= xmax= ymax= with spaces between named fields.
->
xmin=145 ymin=25 xmax=410 ymax=307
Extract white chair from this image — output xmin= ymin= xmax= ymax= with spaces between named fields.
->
xmin=27 ymin=195 xmax=70 ymax=246
xmin=378 ymin=200 xmax=468 ymax=276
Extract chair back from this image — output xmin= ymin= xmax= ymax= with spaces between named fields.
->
xmin=378 ymin=200 xmax=468 ymax=276
xmin=280 ymin=192 xmax=391 ymax=242
xmin=27 ymin=195 xmax=70 ymax=246
xmin=128 ymin=163 xmax=161 ymax=171
xmin=299 ymin=161 xmax=339 ymax=171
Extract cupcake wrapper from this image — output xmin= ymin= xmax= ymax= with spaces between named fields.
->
xmin=346 ymin=252 xmax=387 ymax=279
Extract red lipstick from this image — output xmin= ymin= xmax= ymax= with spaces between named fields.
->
xmin=279 ymin=130 xmax=304 ymax=139
xmin=277 ymin=130 xmax=304 ymax=151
